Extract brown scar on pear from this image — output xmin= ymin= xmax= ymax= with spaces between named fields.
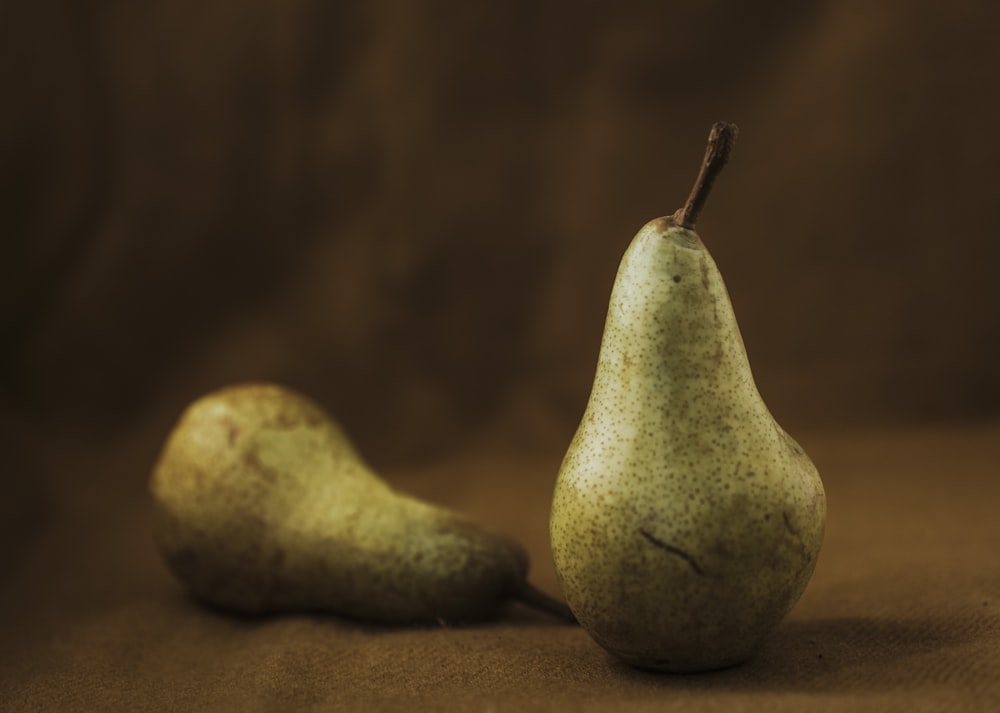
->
xmin=638 ymin=528 xmax=706 ymax=576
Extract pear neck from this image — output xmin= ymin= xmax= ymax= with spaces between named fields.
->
xmin=594 ymin=228 xmax=757 ymax=417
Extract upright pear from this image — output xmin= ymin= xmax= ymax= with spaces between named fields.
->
xmin=550 ymin=123 xmax=826 ymax=672
xmin=151 ymin=382 xmax=569 ymax=623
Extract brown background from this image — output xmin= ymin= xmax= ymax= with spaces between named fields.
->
xmin=2 ymin=1 xmax=999 ymax=710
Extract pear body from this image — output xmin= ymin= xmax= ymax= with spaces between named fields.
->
xmin=151 ymin=383 xmax=527 ymax=623
xmin=550 ymin=218 xmax=826 ymax=672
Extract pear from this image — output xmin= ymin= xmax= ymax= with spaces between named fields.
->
xmin=150 ymin=382 xmax=571 ymax=624
xmin=550 ymin=123 xmax=826 ymax=672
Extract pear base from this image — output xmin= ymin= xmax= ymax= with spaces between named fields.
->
xmin=591 ymin=630 xmax=764 ymax=674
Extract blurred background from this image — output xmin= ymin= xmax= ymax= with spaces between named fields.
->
xmin=2 ymin=0 xmax=999 ymax=486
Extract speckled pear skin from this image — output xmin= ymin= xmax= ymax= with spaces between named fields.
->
xmin=550 ymin=217 xmax=826 ymax=672
xmin=150 ymin=382 xmax=528 ymax=624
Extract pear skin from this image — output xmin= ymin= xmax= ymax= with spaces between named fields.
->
xmin=550 ymin=123 xmax=826 ymax=672
xmin=150 ymin=382 xmax=565 ymax=624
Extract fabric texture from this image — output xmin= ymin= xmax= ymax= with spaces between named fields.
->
xmin=2 ymin=425 xmax=999 ymax=711
xmin=3 ymin=1 xmax=999 ymax=710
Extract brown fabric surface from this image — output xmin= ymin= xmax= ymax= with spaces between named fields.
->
xmin=2 ymin=423 xmax=999 ymax=711
xmin=3 ymin=0 xmax=1000 ymax=710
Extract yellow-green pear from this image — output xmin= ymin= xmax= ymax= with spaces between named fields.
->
xmin=550 ymin=123 xmax=826 ymax=672
xmin=151 ymin=382 xmax=570 ymax=624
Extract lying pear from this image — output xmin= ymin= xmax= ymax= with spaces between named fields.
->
xmin=550 ymin=123 xmax=826 ymax=672
xmin=151 ymin=382 xmax=570 ymax=624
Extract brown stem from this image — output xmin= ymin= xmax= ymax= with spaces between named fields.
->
xmin=672 ymin=121 xmax=739 ymax=230
xmin=516 ymin=581 xmax=578 ymax=624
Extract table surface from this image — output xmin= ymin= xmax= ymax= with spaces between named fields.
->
xmin=2 ymin=420 xmax=998 ymax=712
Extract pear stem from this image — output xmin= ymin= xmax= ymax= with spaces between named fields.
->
xmin=673 ymin=121 xmax=739 ymax=230
xmin=516 ymin=581 xmax=578 ymax=624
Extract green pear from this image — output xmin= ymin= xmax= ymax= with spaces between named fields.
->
xmin=550 ymin=123 xmax=826 ymax=672
xmin=151 ymin=382 xmax=570 ymax=624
